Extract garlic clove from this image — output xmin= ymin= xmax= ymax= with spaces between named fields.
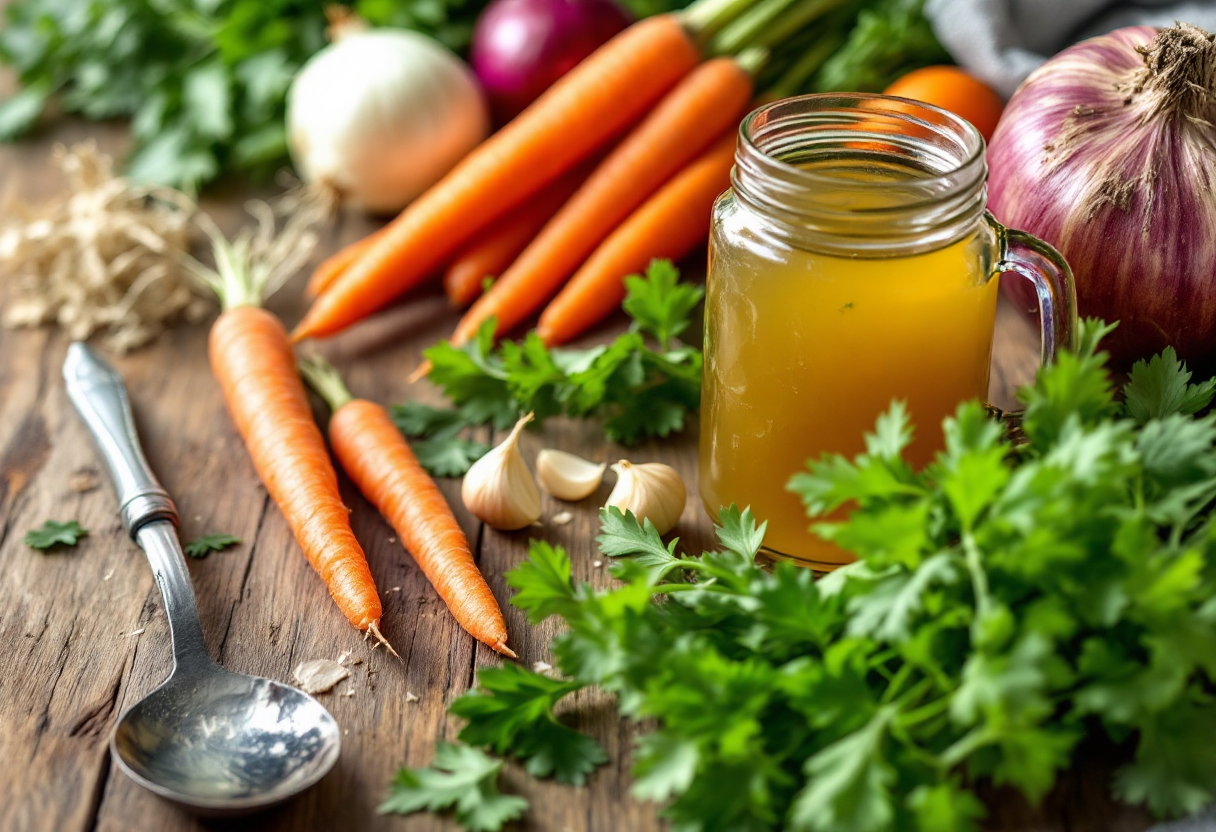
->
xmin=604 ymin=460 xmax=686 ymax=536
xmin=462 ymin=413 xmax=542 ymax=530
xmin=536 ymin=449 xmax=606 ymax=501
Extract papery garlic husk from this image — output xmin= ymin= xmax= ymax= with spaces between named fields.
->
xmin=536 ymin=449 xmax=606 ymax=501
xmin=462 ymin=413 xmax=541 ymax=530
xmin=604 ymin=460 xmax=686 ymax=535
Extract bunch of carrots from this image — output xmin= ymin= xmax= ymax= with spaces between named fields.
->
xmin=293 ymin=0 xmax=856 ymax=356
xmin=184 ymin=199 xmax=512 ymax=658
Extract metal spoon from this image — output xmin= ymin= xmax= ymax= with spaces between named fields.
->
xmin=63 ymin=343 xmax=341 ymax=816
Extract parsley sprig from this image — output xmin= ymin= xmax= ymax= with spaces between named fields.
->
xmin=24 ymin=520 xmax=88 ymax=550
xmin=421 ymin=260 xmax=703 ymax=445
xmin=402 ymin=318 xmax=1216 ymax=831
xmin=378 ymin=742 xmax=528 ymax=831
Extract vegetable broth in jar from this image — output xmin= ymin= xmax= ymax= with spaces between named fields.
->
xmin=700 ymin=95 xmax=1076 ymax=569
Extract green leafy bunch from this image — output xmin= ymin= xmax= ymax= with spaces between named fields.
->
xmin=812 ymin=0 xmax=951 ymax=93
xmin=395 ymin=319 xmax=1216 ymax=831
xmin=423 ymin=259 xmax=704 ymax=445
xmin=0 ymin=0 xmax=490 ymax=190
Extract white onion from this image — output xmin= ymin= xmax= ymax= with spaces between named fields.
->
xmin=988 ymin=23 xmax=1216 ymax=364
xmin=287 ymin=20 xmax=489 ymax=215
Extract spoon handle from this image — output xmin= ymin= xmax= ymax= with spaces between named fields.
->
xmin=63 ymin=343 xmax=212 ymax=673
xmin=62 ymin=342 xmax=178 ymax=536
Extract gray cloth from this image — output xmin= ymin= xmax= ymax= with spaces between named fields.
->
xmin=924 ymin=0 xmax=1216 ymax=96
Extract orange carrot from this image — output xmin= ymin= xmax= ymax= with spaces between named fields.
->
xmin=444 ymin=55 xmax=755 ymax=351
xmin=443 ymin=166 xmax=586 ymax=308
xmin=536 ymin=131 xmax=736 ymax=346
xmin=210 ymin=307 xmax=384 ymax=634
xmin=189 ymin=198 xmax=391 ymax=646
xmin=299 ymin=357 xmax=512 ymax=656
xmin=306 ymin=225 xmax=390 ymax=298
xmin=291 ymin=14 xmax=701 ymax=343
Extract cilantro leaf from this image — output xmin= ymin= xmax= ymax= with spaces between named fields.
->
xmin=622 ymin=259 xmax=704 ymax=349
xmin=183 ymin=533 xmax=240 ymax=558
xmin=378 ymin=742 xmax=528 ymax=832
xmin=452 ymin=664 xmax=606 ymax=785
xmin=1124 ymin=346 xmax=1216 ymax=425
xmin=411 ymin=437 xmax=490 ymax=478
xmin=25 ymin=520 xmax=88 ymax=550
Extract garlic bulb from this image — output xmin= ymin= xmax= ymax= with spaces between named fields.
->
xmin=604 ymin=461 xmax=686 ymax=535
xmin=287 ymin=17 xmax=489 ymax=214
xmin=536 ymin=449 xmax=606 ymax=501
xmin=462 ymin=413 xmax=541 ymax=530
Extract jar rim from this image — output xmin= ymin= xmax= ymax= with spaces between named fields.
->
xmin=730 ymin=93 xmax=989 ymax=257
xmin=738 ymin=93 xmax=986 ymax=190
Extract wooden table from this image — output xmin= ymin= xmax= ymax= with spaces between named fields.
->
xmin=0 ymin=120 xmax=1157 ymax=832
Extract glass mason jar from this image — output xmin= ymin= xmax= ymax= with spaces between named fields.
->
xmin=699 ymin=94 xmax=1076 ymax=570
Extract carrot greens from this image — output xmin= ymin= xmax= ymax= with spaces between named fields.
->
xmin=398 ymin=319 xmax=1216 ymax=831
xmin=421 ymin=260 xmax=702 ymax=444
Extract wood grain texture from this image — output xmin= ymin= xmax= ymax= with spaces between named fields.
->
xmin=0 ymin=117 xmax=1149 ymax=832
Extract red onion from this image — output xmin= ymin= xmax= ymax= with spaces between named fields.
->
xmin=471 ymin=0 xmax=632 ymax=124
xmin=988 ymin=24 xmax=1216 ymax=364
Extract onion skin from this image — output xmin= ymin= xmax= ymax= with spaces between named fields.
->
xmin=988 ymin=24 xmax=1216 ymax=364
xmin=471 ymin=0 xmax=632 ymax=124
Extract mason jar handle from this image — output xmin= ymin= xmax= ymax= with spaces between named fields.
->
xmin=989 ymin=214 xmax=1078 ymax=365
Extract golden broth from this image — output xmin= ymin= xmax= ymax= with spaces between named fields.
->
xmin=700 ymin=167 xmax=999 ymax=567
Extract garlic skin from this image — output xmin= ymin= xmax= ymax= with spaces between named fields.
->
xmin=536 ymin=449 xmax=606 ymax=501
xmin=462 ymin=413 xmax=541 ymax=530
xmin=287 ymin=26 xmax=489 ymax=214
xmin=604 ymin=461 xmax=686 ymax=535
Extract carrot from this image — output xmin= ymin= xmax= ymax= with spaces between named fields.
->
xmin=443 ymin=54 xmax=757 ymax=351
xmin=443 ymin=166 xmax=586 ymax=308
xmin=536 ymin=130 xmax=737 ymax=346
xmin=298 ymin=357 xmax=513 ymax=656
xmin=186 ymin=199 xmax=392 ymax=648
xmin=291 ymin=14 xmax=702 ymax=343
xmin=306 ymin=225 xmax=391 ymax=298
xmin=210 ymin=307 xmax=385 ymax=636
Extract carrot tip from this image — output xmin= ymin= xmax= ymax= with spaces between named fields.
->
xmin=367 ymin=620 xmax=402 ymax=660
xmin=494 ymin=641 xmax=518 ymax=659
xmin=406 ymin=361 xmax=431 ymax=384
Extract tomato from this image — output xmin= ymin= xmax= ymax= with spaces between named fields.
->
xmin=884 ymin=66 xmax=1005 ymax=143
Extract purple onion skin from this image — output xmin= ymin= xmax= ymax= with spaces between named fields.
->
xmin=471 ymin=0 xmax=632 ymax=125
xmin=988 ymin=25 xmax=1216 ymax=365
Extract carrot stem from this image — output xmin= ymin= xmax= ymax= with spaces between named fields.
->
xmin=299 ymin=354 xmax=354 ymax=412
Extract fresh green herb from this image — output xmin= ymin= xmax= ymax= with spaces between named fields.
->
xmin=423 ymin=259 xmax=703 ymax=444
xmin=451 ymin=663 xmax=608 ymax=785
xmin=378 ymin=742 xmax=528 ymax=831
xmin=813 ymin=0 xmax=951 ymax=93
xmin=390 ymin=401 xmax=490 ymax=477
xmin=24 ymin=520 xmax=88 ymax=550
xmin=183 ymin=533 xmax=241 ymax=558
xmin=0 ymin=0 xmax=490 ymax=190
xmin=410 ymin=318 xmax=1216 ymax=830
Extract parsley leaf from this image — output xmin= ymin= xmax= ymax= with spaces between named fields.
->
xmin=378 ymin=742 xmax=527 ymax=832
xmin=422 ymin=261 xmax=703 ymax=444
xmin=411 ymin=438 xmax=491 ymax=478
xmin=596 ymin=507 xmax=686 ymax=580
xmin=451 ymin=664 xmax=607 ymax=785
xmin=25 ymin=520 xmax=88 ymax=550
xmin=390 ymin=401 xmax=490 ymax=477
xmin=622 ymin=259 xmax=704 ymax=349
xmin=1124 ymin=346 xmax=1216 ymax=425
xmin=183 ymin=533 xmax=241 ymax=558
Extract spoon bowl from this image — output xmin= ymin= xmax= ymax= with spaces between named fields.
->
xmin=111 ymin=669 xmax=341 ymax=816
